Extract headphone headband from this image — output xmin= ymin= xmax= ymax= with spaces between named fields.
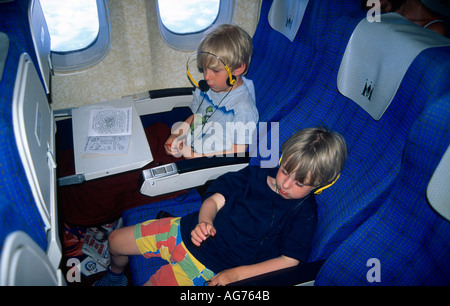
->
xmin=278 ymin=156 xmax=340 ymax=195
xmin=186 ymin=51 xmax=236 ymax=91
xmin=314 ymin=174 xmax=340 ymax=195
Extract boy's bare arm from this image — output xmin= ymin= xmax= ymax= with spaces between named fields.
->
xmin=208 ymin=255 xmax=299 ymax=286
xmin=198 ymin=192 xmax=225 ymax=224
xmin=182 ymin=143 xmax=248 ymax=159
xmin=220 ymin=144 xmax=248 ymax=156
xmin=172 ymin=114 xmax=195 ymax=139
xmin=191 ymin=193 xmax=225 ymax=246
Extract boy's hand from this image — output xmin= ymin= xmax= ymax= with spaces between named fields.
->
xmin=208 ymin=268 xmax=240 ymax=286
xmin=191 ymin=222 xmax=216 ymax=246
xmin=164 ymin=134 xmax=184 ymax=157
xmin=180 ymin=141 xmax=197 ymax=159
xmin=164 ymin=134 xmax=176 ymax=155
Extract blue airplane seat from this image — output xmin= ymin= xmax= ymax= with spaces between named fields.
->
xmin=0 ymin=0 xmax=47 ymax=252
xmin=247 ymin=0 xmax=363 ymax=125
xmin=250 ymin=13 xmax=450 ymax=265
xmin=315 ymin=93 xmax=450 ymax=285
xmin=249 ymin=12 xmax=364 ymax=168
xmin=306 ymin=42 xmax=450 ymax=263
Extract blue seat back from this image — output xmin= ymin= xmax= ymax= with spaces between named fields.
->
xmin=247 ymin=0 xmax=361 ymax=123
xmin=315 ymin=93 xmax=450 ymax=285
xmin=0 ymin=0 xmax=47 ymax=252
xmin=307 ymin=43 xmax=450 ymax=262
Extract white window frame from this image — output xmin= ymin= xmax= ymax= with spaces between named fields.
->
xmin=155 ymin=0 xmax=235 ymax=51
xmin=48 ymin=0 xmax=112 ymax=72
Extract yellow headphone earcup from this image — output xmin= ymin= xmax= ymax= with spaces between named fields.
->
xmin=224 ymin=64 xmax=235 ymax=87
xmin=227 ymin=75 xmax=236 ymax=86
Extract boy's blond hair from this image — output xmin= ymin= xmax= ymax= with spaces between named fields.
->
xmin=280 ymin=127 xmax=348 ymax=188
xmin=197 ymin=24 xmax=253 ymax=75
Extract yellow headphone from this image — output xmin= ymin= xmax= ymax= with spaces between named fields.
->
xmin=186 ymin=51 xmax=236 ymax=92
xmin=278 ymin=157 xmax=340 ymax=195
xmin=313 ymin=174 xmax=340 ymax=195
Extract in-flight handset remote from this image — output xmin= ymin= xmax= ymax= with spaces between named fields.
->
xmin=142 ymin=163 xmax=178 ymax=180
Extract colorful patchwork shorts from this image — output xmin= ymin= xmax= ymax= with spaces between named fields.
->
xmin=134 ymin=217 xmax=215 ymax=286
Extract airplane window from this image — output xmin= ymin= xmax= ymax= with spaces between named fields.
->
xmin=40 ymin=0 xmax=99 ymax=52
xmin=156 ymin=0 xmax=234 ymax=51
xmin=38 ymin=0 xmax=111 ymax=71
xmin=158 ymin=0 xmax=220 ymax=34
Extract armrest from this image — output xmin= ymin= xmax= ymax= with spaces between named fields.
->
xmin=227 ymin=260 xmax=326 ymax=286
xmin=139 ymin=155 xmax=250 ymax=197
xmin=139 ymin=156 xmax=250 ymax=197
xmin=133 ymin=87 xmax=194 ymax=116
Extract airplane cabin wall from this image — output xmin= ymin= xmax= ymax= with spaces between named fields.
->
xmin=50 ymin=0 xmax=261 ymax=110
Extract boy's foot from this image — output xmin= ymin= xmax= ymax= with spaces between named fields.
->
xmin=93 ymin=268 xmax=128 ymax=286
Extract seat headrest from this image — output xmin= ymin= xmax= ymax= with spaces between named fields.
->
xmin=268 ymin=0 xmax=309 ymax=42
xmin=427 ymin=144 xmax=450 ymax=221
xmin=337 ymin=13 xmax=450 ymax=120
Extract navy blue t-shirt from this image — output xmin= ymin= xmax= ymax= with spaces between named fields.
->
xmin=180 ymin=166 xmax=317 ymax=273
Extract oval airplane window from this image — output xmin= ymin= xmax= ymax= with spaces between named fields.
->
xmin=39 ymin=0 xmax=111 ymax=71
xmin=40 ymin=0 xmax=99 ymax=52
xmin=156 ymin=0 xmax=235 ymax=51
xmin=158 ymin=0 xmax=220 ymax=34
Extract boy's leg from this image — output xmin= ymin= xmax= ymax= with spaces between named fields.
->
xmin=108 ymin=226 xmax=141 ymax=274
xmin=94 ymin=226 xmax=140 ymax=286
xmin=103 ymin=217 xmax=213 ymax=286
